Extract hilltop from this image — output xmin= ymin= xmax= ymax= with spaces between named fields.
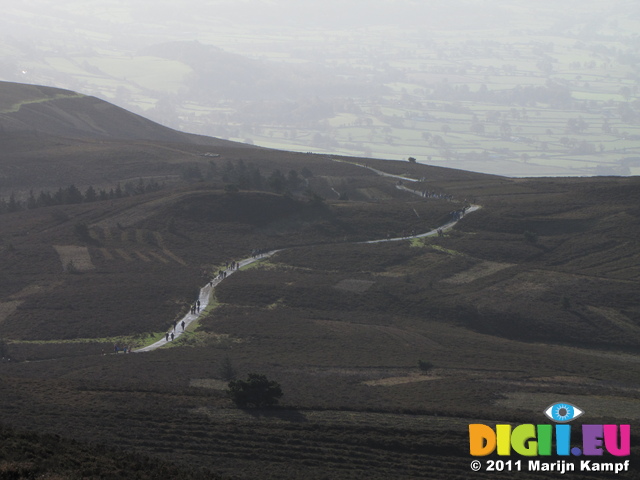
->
xmin=0 ymin=80 xmax=250 ymax=196
xmin=0 ymin=82 xmax=638 ymax=479
xmin=0 ymin=80 xmax=238 ymax=144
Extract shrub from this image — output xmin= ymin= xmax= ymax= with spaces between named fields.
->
xmin=66 ymin=261 xmax=80 ymax=274
xmin=523 ymin=230 xmax=538 ymax=244
xmin=418 ymin=360 xmax=434 ymax=374
xmin=227 ymin=373 xmax=283 ymax=408
xmin=74 ymin=222 xmax=91 ymax=241
xmin=218 ymin=355 xmax=237 ymax=381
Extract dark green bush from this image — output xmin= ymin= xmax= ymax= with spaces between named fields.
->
xmin=228 ymin=373 xmax=283 ymax=408
xmin=418 ymin=360 xmax=434 ymax=374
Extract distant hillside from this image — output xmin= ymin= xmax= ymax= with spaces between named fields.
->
xmin=137 ymin=41 xmax=386 ymax=102
xmin=0 ymin=80 xmax=243 ymax=145
xmin=0 ymin=81 xmax=256 ymax=196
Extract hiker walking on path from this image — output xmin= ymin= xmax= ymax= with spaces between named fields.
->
xmin=134 ymin=162 xmax=481 ymax=354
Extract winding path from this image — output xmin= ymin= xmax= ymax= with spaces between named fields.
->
xmin=134 ymin=251 xmax=278 ymax=352
xmin=135 ymin=164 xmax=481 ymax=352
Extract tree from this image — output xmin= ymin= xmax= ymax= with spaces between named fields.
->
xmin=268 ymin=170 xmax=287 ymax=194
xmin=84 ymin=185 xmax=97 ymax=203
xmin=8 ymin=193 xmax=21 ymax=212
xmin=74 ymin=222 xmax=92 ymax=242
xmin=27 ymin=190 xmax=37 ymax=210
xmin=66 ymin=184 xmax=84 ymax=204
xmin=227 ymin=373 xmax=283 ymax=408
xmin=418 ymin=360 xmax=434 ymax=374
xmin=218 ymin=355 xmax=237 ymax=382
xmin=287 ymin=169 xmax=301 ymax=190
xmin=500 ymin=120 xmax=512 ymax=139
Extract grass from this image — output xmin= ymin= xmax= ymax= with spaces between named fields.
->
xmin=0 ymin=83 xmax=639 ymax=478
xmin=6 ymin=331 xmax=167 ymax=352
xmin=0 ymin=92 xmax=85 ymax=114
xmin=496 ymin=393 xmax=640 ymax=421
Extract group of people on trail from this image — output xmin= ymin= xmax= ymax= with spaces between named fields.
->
xmin=251 ymin=248 xmax=268 ymax=258
xmin=396 ymin=179 xmax=454 ymax=202
xmin=450 ymin=206 xmax=468 ymax=221
xmin=113 ymin=344 xmax=131 ymax=354
xmin=164 ymin=319 xmax=187 ymax=342
xmin=211 ymin=259 xmax=244 ymax=284
xmin=190 ymin=300 xmax=201 ymax=315
xmin=165 ymin=258 xmax=246 ymax=345
xmin=420 ymin=190 xmax=453 ymax=201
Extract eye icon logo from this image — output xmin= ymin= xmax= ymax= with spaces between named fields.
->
xmin=544 ymin=402 xmax=584 ymax=423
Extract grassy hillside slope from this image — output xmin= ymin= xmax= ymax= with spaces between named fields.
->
xmin=0 ymin=83 xmax=637 ymax=479
xmin=0 ymin=80 xmax=252 ymax=196
xmin=0 ymin=80 xmax=240 ymax=144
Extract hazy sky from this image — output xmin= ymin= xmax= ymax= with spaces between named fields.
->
xmin=3 ymin=1 xmax=632 ymax=60
xmin=4 ymin=1 xmax=625 ymax=34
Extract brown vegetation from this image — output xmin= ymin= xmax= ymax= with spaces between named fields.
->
xmin=0 ymin=83 xmax=638 ymax=479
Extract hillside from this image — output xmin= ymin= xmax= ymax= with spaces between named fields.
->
xmin=0 ymin=80 xmax=252 ymax=196
xmin=0 ymin=83 xmax=638 ymax=479
xmin=0 ymin=80 xmax=240 ymax=144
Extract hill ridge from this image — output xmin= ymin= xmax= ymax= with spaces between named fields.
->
xmin=0 ymin=80 xmax=247 ymax=146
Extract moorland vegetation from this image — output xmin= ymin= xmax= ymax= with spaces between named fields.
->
xmin=0 ymin=81 xmax=638 ymax=479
